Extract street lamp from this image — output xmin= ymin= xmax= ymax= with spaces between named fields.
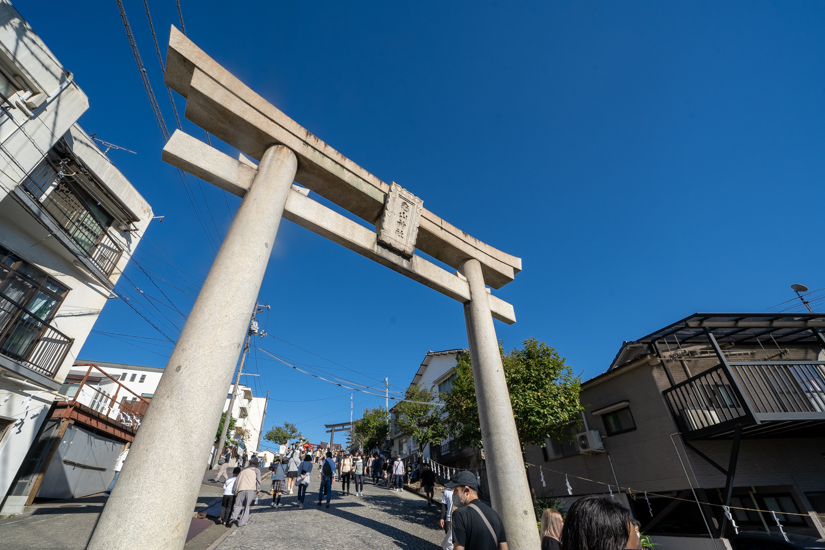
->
xmin=791 ymin=284 xmax=814 ymax=313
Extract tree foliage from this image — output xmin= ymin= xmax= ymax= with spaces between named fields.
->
xmin=264 ymin=421 xmax=302 ymax=445
xmin=442 ymin=338 xmax=582 ymax=450
xmin=215 ymin=412 xmax=237 ymax=445
xmin=353 ymin=407 xmax=390 ymax=452
xmin=393 ymin=385 xmax=447 ymax=456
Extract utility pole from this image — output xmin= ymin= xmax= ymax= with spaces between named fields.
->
xmin=350 ymin=393 xmax=353 ymax=449
xmin=211 ymin=301 xmax=267 ymax=469
xmin=385 ymin=377 xmax=389 ymax=412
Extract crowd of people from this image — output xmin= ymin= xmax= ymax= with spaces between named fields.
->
xmin=213 ymin=446 xmax=647 ymax=550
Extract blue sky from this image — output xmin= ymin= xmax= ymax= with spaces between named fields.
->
xmin=24 ymin=1 xmax=825 ymax=446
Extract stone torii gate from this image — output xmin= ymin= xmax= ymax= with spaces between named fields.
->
xmin=325 ymin=421 xmax=352 ymax=448
xmin=89 ymin=27 xmax=537 ymax=549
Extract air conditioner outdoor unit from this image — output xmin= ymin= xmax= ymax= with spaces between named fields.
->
xmin=576 ymin=430 xmax=605 ymax=454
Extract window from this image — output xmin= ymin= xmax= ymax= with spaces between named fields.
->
xmin=602 ymin=407 xmax=636 ymax=436
xmin=138 ymin=375 xmax=146 ymax=383
xmin=0 ymin=244 xmax=69 ymax=324
xmin=438 ymin=374 xmax=457 ymax=395
xmin=130 ymin=374 xmax=136 ymax=382
xmin=120 ymin=373 xmax=127 ymax=381
xmin=756 ymin=494 xmax=806 ymax=525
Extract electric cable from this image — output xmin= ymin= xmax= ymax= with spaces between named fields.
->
xmin=252 ymin=347 xmax=403 ymax=393
xmin=119 ymin=271 xmax=184 ymax=332
xmin=256 ymin=346 xmax=439 ymax=406
xmin=263 ymin=333 xmax=387 ymax=383
xmin=115 ymin=0 xmax=220 ymax=253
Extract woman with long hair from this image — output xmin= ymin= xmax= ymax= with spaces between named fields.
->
xmin=540 ymin=508 xmax=563 ymax=550
xmin=560 ymin=497 xmax=639 ymax=550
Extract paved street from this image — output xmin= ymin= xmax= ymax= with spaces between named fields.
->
xmin=0 ymin=466 xmax=224 ymax=550
xmin=218 ymin=474 xmax=444 ymax=550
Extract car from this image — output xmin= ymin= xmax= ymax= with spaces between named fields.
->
xmin=731 ymin=531 xmax=825 ymax=550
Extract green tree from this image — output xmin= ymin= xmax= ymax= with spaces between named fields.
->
xmin=393 ymin=385 xmax=447 ymax=456
xmin=264 ymin=421 xmax=302 ymax=445
xmin=353 ymin=407 xmax=390 ymax=452
xmin=442 ymin=339 xmax=582 ymax=450
xmin=215 ymin=412 xmax=236 ymax=445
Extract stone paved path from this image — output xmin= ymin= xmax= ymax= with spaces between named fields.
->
xmin=218 ymin=474 xmax=444 ymax=550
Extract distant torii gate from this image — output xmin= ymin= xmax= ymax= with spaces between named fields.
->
xmin=325 ymin=421 xmax=352 ymax=449
xmin=89 ymin=27 xmax=536 ymax=550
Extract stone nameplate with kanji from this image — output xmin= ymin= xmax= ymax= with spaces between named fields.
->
xmin=376 ymin=182 xmax=423 ymax=257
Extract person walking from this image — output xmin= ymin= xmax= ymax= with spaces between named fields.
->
xmin=421 ymin=463 xmax=436 ymax=506
xmin=440 ymin=485 xmax=455 ymax=550
xmin=229 ymin=456 xmax=261 ymax=527
xmin=270 ymin=457 xmax=288 ymax=509
xmin=296 ymin=454 xmax=313 ymax=509
xmin=540 ymin=508 xmax=563 ymax=550
xmin=446 ymin=471 xmax=508 ymax=550
xmin=214 ymin=447 xmax=232 ymax=482
xmin=219 ymin=467 xmax=241 ymax=526
xmin=392 ymin=455 xmax=405 ymax=492
xmin=340 ymin=451 xmax=353 ymax=496
xmin=104 ymin=447 xmax=129 ymax=497
xmin=371 ymin=454 xmax=381 ymax=485
xmin=353 ymin=451 xmax=365 ymax=497
xmin=286 ymin=448 xmax=301 ymax=495
xmin=317 ymin=451 xmax=337 ymax=509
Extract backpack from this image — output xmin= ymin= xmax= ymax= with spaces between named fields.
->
xmin=322 ymin=459 xmax=333 ymax=476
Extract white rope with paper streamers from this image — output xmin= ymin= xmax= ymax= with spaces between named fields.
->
xmin=645 ymin=491 xmax=653 ymax=517
xmin=770 ymin=511 xmax=789 ymax=542
xmin=565 ymin=474 xmax=572 ymax=496
xmin=723 ymin=506 xmax=739 ymax=535
xmin=539 ymin=467 xmax=546 ymax=488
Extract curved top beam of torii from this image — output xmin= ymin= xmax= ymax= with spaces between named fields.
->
xmin=162 ymin=26 xmax=521 ymax=291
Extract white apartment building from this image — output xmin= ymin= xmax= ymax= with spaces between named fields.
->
xmin=0 ymin=1 xmax=152 ymax=514
xmin=64 ymin=361 xmax=268 ymax=457
xmin=390 ymin=349 xmax=463 ymax=459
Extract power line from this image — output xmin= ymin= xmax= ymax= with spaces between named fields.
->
xmin=120 ymin=272 xmax=184 ymax=332
xmin=115 ymin=292 xmax=176 ymax=342
xmin=263 ymin=333 xmax=387 ymax=383
xmin=91 ymin=330 xmax=173 ymax=343
xmin=133 ymin=259 xmax=189 ymax=318
xmin=252 ymin=347 xmax=403 ymax=393
xmin=93 ymin=332 xmax=173 ymax=359
xmin=115 ymin=0 xmax=220 ymax=253
xmin=257 ymin=346 xmax=438 ymax=406
xmin=175 ymin=0 xmax=186 ymax=34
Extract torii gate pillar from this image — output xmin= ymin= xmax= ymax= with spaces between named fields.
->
xmin=87 ymin=146 xmax=297 ymax=549
xmin=461 ymin=258 xmax=537 ymax=547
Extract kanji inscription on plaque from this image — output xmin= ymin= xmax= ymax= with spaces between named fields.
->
xmin=377 ymin=182 xmax=423 ymax=257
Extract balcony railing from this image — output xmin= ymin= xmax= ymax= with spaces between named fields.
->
xmin=0 ymin=291 xmax=72 ymax=378
xmin=664 ymin=361 xmax=825 ymax=437
xmin=728 ymin=362 xmax=825 ymax=418
xmin=22 ymin=164 xmax=122 ymax=277
xmin=66 ymin=364 xmax=152 ymax=428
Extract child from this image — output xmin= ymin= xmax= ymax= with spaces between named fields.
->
xmin=270 ymin=457 xmax=288 ymax=508
xmin=219 ymin=467 xmax=241 ymax=526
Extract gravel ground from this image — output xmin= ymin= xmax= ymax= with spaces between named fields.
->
xmin=218 ymin=474 xmax=445 ymax=550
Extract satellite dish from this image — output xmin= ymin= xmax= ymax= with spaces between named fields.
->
xmin=791 ymin=284 xmax=809 ymax=293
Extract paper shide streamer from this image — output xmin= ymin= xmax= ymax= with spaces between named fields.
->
xmin=723 ymin=506 xmax=739 ymax=535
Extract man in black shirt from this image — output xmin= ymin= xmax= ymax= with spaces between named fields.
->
xmin=445 ymin=471 xmax=508 ymax=550
xmin=420 ymin=464 xmax=437 ymax=506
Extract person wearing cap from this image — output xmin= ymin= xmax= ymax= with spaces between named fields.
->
xmin=230 ymin=456 xmax=261 ymax=527
xmin=445 ymin=471 xmax=508 ymax=550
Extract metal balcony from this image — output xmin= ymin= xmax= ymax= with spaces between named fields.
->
xmin=663 ymin=361 xmax=825 ymax=439
xmin=0 ymin=291 xmax=72 ymax=379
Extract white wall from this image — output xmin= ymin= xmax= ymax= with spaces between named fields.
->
xmin=0 ymin=1 xmax=152 ymax=515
